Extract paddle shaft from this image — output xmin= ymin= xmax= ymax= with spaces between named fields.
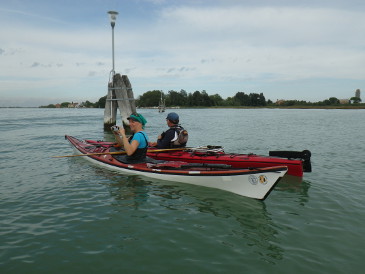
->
xmin=52 ymin=151 xmax=127 ymax=158
xmin=53 ymin=147 xmax=190 ymax=158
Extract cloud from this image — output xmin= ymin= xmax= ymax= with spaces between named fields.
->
xmin=107 ymin=5 xmax=362 ymax=82
xmin=1 ymin=1 xmax=365 ymax=106
xmin=31 ymin=62 xmax=40 ymax=68
xmin=127 ymin=5 xmax=365 ymax=83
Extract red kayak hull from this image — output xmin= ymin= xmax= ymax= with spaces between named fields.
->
xmin=146 ymin=150 xmax=305 ymax=177
xmin=84 ymin=139 xmax=310 ymax=177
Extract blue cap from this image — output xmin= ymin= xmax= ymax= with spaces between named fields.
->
xmin=166 ymin=112 xmax=179 ymax=123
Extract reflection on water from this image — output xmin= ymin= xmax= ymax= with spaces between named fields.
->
xmin=105 ymin=176 xmax=151 ymax=209
xmin=280 ymin=175 xmax=303 ymax=185
xmin=102 ymin=172 xmax=285 ymax=264
xmin=275 ymin=176 xmax=311 ymax=206
xmin=67 ymin=151 xmax=311 ymax=266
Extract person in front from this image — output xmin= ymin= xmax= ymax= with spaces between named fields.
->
xmin=149 ymin=112 xmax=188 ymax=149
xmin=114 ymin=113 xmax=149 ymax=163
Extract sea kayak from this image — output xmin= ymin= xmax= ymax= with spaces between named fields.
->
xmin=84 ymin=139 xmax=311 ymax=177
xmin=65 ymin=135 xmax=287 ymax=200
xmin=147 ymin=146 xmax=311 ymax=177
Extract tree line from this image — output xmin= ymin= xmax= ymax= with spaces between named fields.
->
xmin=39 ymin=89 xmax=362 ymax=108
xmin=138 ymin=90 xmax=268 ymax=107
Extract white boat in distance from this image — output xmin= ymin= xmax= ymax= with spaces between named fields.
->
xmin=158 ymin=91 xmax=165 ymax=112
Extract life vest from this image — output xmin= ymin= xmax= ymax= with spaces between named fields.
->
xmin=170 ymin=126 xmax=188 ymax=148
xmin=125 ymin=132 xmax=148 ymax=163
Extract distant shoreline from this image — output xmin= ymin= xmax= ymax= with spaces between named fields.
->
xmin=205 ymin=105 xmax=365 ymax=109
xmin=1 ymin=105 xmax=365 ymax=109
xmin=144 ymin=105 xmax=365 ymax=109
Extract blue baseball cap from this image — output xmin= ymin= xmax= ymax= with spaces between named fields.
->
xmin=166 ymin=112 xmax=179 ymax=123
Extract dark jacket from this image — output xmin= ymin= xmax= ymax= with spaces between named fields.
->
xmin=156 ymin=126 xmax=187 ymax=149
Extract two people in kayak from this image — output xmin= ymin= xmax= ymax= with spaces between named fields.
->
xmin=113 ymin=112 xmax=188 ymax=163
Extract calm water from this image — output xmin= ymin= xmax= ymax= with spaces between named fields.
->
xmin=1 ymin=108 xmax=364 ymax=273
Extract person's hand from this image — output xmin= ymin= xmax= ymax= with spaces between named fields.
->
xmin=149 ymin=142 xmax=157 ymax=147
xmin=118 ymin=127 xmax=126 ymax=137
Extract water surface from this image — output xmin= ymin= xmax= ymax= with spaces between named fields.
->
xmin=1 ymin=108 xmax=364 ymax=273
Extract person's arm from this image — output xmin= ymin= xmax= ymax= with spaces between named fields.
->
xmin=118 ymin=128 xmax=139 ymax=156
xmin=156 ymin=129 xmax=175 ymax=149
xmin=149 ymin=141 xmax=157 ymax=147
xmin=149 ymin=132 xmax=164 ymax=147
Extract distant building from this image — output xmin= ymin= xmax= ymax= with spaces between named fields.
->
xmin=355 ymin=89 xmax=361 ymax=99
xmin=275 ymin=99 xmax=285 ymax=105
xmin=68 ymin=102 xmax=79 ymax=108
xmin=339 ymin=99 xmax=350 ymax=104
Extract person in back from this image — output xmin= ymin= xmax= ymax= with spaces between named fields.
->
xmin=149 ymin=112 xmax=188 ymax=149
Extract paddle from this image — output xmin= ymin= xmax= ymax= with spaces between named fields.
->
xmin=52 ymin=151 xmax=127 ymax=158
xmin=52 ymin=147 xmax=191 ymax=158
xmin=147 ymin=147 xmax=192 ymax=153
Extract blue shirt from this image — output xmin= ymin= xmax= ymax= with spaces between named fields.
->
xmin=131 ymin=131 xmax=148 ymax=148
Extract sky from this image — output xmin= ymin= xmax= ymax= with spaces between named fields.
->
xmin=1 ymin=0 xmax=365 ymax=107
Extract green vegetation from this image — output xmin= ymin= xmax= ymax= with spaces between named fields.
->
xmin=129 ymin=90 xmax=268 ymax=107
xmin=39 ymin=90 xmax=363 ymax=109
xmin=137 ymin=90 xmax=363 ymax=108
